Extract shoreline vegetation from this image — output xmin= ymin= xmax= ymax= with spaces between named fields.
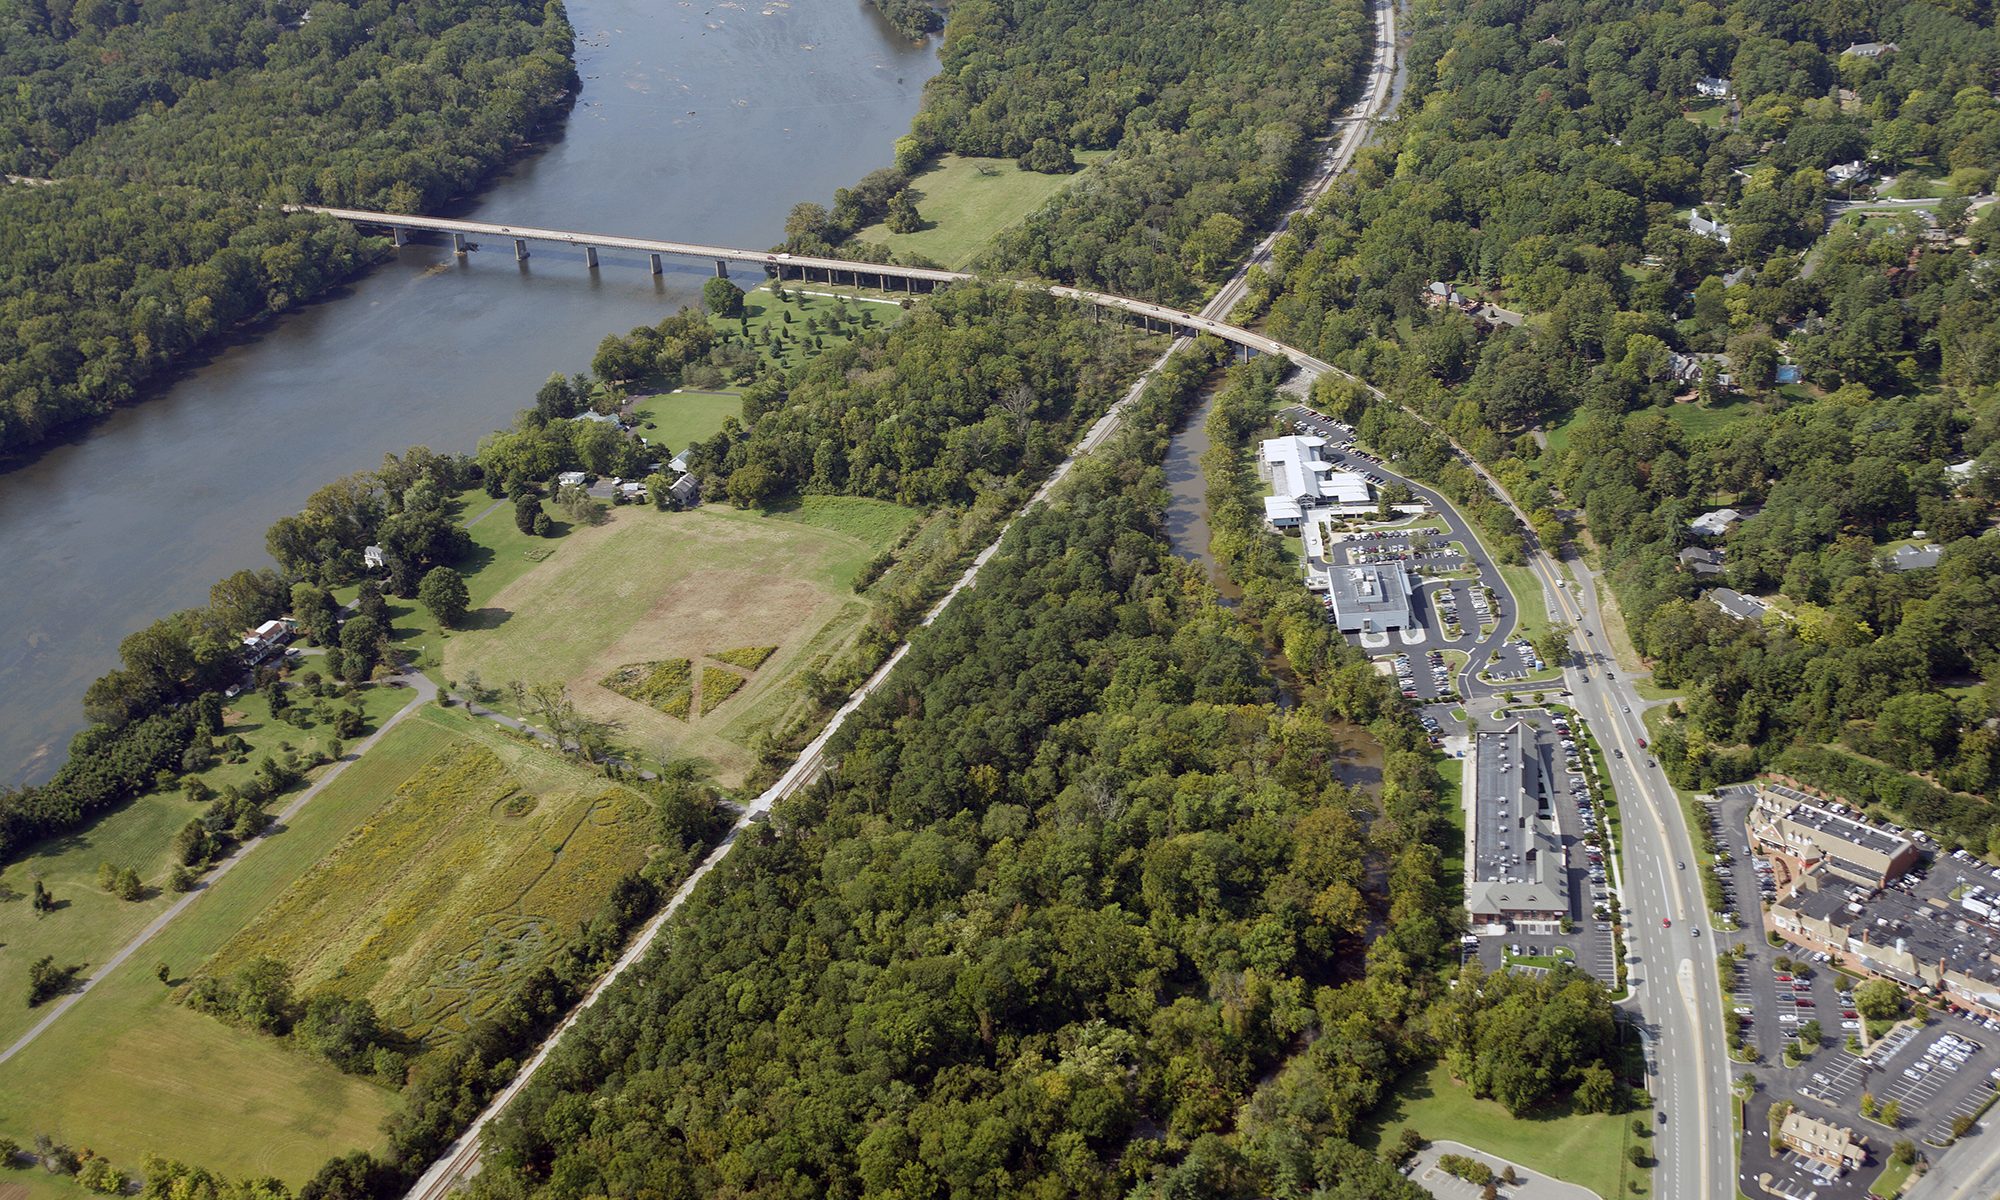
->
xmin=0 ymin=0 xmax=581 ymax=459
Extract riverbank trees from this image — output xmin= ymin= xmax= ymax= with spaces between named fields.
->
xmin=808 ymin=0 xmax=1371 ymax=306
xmin=0 ymin=0 xmax=579 ymax=456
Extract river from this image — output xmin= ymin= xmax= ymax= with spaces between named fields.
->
xmin=0 ymin=0 xmax=938 ymax=785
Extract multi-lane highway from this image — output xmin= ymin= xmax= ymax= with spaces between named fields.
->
xmin=1497 ymin=502 xmax=1735 ymax=1200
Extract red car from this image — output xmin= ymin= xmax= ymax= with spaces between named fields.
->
xmin=1662 ymin=918 xmax=1671 ymax=929
xmin=1638 ymin=737 xmax=1649 ymax=748
xmin=1775 ymin=973 xmax=1793 ymax=981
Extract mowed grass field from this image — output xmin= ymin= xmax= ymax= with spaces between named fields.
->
xmin=628 ymin=389 xmax=742 ymax=452
xmin=849 ymin=152 xmax=1110 ymax=268
xmin=0 ymin=697 xmax=461 ymax=1180
xmin=0 ymin=684 xmax=409 ymax=1049
xmin=1362 ymin=1061 xmax=1650 ymax=1200
xmin=202 ymin=707 xmax=654 ymax=1046
xmin=442 ymin=495 xmax=916 ymax=784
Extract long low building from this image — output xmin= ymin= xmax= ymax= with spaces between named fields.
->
xmin=1259 ymin=435 xmax=1371 ymax=526
xmin=1466 ymin=722 xmax=1567 ymax=929
xmin=1750 ymin=783 xmax=1920 ymax=889
xmin=1770 ymin=880 xmax=2000 ymax=1018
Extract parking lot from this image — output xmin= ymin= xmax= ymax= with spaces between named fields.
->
xmin=1709 ymin=785 xmax=2000 ymax=1188
xmin=1483 ymin=637 xmax=1547 ymax=683
xmin=1469 ymin=708 xmax=1619 ymax=986
xmin=1382 ymin=647 xmax=1460 ymax=702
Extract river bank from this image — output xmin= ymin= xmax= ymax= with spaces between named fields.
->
xmin=0 ymin=0 xmax=937 ymax=785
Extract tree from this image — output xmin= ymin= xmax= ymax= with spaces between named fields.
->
xmin=1853 ymin=978 xmax=1903 ymax=1020
xmin=417 ymin=566 xmax=470 ymax=629
xmin=27 ymin=956 xmax=78 ymax=1006
xmin=339 ymin=615 xmax=383 ymax=681
xmin=703 ymin=278 xmax=744 ymax=318
xmin=1017 ymin=137 xmax=1075 ymax=174
xmin=1880 ymin=1098 xmax=1901 ymax=1127
xmin=1892 ymin=1139 xmax=1916 ymax=1164
xmin=885 ymin=189 xmax=923 ymax=234
xmin=514 ymin=493 xmax=543 ymax=535
xmin=290 ymin=582 xmax=338 ymax=646
xmin=156 ymin=962 xmax=171 ymax=985
xmin=1574 ymin=1061 xmax=1617 ymax=1112
xmin=645 ymin=472 xmax=674 ymax=510
xmin=115 ymin=867 xmax=143 ymax=901
xmin=31 ymin=880 xmax=53 ymax=917
xmin=1860 ymin=1091 xmax=1877 ymax=1118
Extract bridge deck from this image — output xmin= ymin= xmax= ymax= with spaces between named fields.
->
xmin=287 ymin=205 xmax=971 ymax=283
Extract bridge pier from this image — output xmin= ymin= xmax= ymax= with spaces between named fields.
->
xmin=583 ymin=245 xmax=598 ymax=269
xmin=514 ymin=238 xmax=529 ymax=261
xmin=451 ymin=232 xmax=467 ymax=255
xmin=650 ymin=253 xmax=664 ymax=275
xmin=714 ymin=259 xmax=728 ymax=279
xmin=391 ymin=226 xmax=409 ymax=248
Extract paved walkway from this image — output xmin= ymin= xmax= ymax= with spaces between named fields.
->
xmin=0 ymin=671 xmax=435 ymax=1067
xmin=1408 ymin=1141 xmax=1604 ymax=1200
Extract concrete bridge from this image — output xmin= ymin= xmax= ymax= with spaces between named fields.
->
xmin=291 ymin=205 xmax=1309 ymax=362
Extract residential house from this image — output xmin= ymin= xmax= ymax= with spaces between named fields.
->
xmin=1694 ymin=75 xmax=1731 ymax=99
xmin=1677 ymin=546 xmax=1725 ymax=577
xmin=669 ymin=473 xmax=700 ymax=508
xmin=1705 ymin=587 xmax=1768 ymax=621
xmin=363 ymin=545 xmax=387 ymax=571
xmin=1689 ymin=507 xmax=1743 ymax=537
xmin=1689 ymin=212 xmax=1733 ymax=244
xmin=1841 ymin=41 xmax=1899 ymax=58
xmin=1887 ymin=544 xmax=1942 ymax=572
xmin=1826 ymin=160 xmax=1873 ymax=186
xmin=556 ymin=470 xmax=588 ymax=489
xmin=668 ymin=450 xmax=691 ymax=475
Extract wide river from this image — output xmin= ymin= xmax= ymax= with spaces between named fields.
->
xmin=0 ymin=0 xmax=936 ymax=784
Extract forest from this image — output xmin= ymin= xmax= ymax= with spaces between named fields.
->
xmin=442 ymin=345 xmax=1627 ymax=1200
xmin=0 ymin=0 xmax=578 ymax=454
xmin=1254 ymin=0 xmax=2000 ymax=814
xmin=791 ymin=0 xmax=1371 ymax=306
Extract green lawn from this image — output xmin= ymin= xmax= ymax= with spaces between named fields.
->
xmin=1684 ymin=98 xmax=1729 ymax=127
xmin=1364 ymin=1061 xmax=1651 ymax=1200
xmin=1499 ymin=561 xmax=1551 ymax=646
xmin=0 ymin=684 xmax=407 ymax=1050
xmin=0 ymin=699 xmax=456 ymax=1180
xmin=848 ymin=152 xmax=1110 ymax=269
xmin=731 ymin=282 xmax=906 ymax=375
xmin=1664 ymin=396 xmax=1761 ymax=439
xmin=441 ymin=495 xmax=916 ymax=784
xmin=628 ymin=389 xmax=741 ymax=453
xmin=1868 ymin=1156 xmax=1914 ymax=1198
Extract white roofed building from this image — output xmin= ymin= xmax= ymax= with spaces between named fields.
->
xmin=1259 ymin=436 xmax=1372 ymax=527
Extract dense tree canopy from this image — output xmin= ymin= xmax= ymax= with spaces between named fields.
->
xmin=1255 ymin=0 xmax=2000 ymax=812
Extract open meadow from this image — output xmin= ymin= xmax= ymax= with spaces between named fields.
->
xmin=201 ymin=706 xmax=655 ymax=1045
xmin=0 ymin=703 xmax=659 ymax=1182
xmin=848 ymin=152 xmax=1110 ymax=268
xmin=441 ymin=495 xmax=917 ymax=783
xmin=0 ymin=702 xmax=451 ymax=1180
xmin=0 ymin=683 xmax=409 ymax=1049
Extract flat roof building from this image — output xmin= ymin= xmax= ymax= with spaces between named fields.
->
xmin=1466 ymin=722 xmax=1567 ymax=928
xmin=1327 ymin=563 xmax=1413 ymax=635
xmin=1751 ymin=784 xmax=1919 ymax=888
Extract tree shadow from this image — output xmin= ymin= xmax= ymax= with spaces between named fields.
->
xmin=465 ymin=607 xmax=513 ymax=632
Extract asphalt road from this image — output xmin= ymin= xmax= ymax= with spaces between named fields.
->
xmin=1521 ymin=537 xmax=1735 ymax=1200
